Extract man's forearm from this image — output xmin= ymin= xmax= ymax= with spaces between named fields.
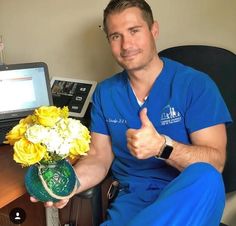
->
xmin=73 ymin=156 xmax=111 ymax=194
xmin=166 ymin=141 xmax=226 ymax=172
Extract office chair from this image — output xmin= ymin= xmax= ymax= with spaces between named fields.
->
xmin=159 ymin=45 xmax=236 ymax=193
xmin=159 ymin=45 xmax=236 ymax=226
xmin=66 ymin=184 xmax=103 ymax=226
xmin=69 ymin=46 xmax=235 ymax=226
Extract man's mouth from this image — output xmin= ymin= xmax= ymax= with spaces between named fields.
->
xmin=121 ymin=49 xmax=141 ymax=59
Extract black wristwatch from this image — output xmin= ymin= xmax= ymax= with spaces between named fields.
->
xmin=156 ymin=135 xmax=173 ymax=159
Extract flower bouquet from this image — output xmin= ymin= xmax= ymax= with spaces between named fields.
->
xmin=4 ymin=106 xmax=90 ymax=202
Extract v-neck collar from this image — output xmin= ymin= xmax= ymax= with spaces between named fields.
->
xmin=110 ymin=58 xmax=172 ymax=129
xmin=126 ymin=58 xmax=167 ymax=109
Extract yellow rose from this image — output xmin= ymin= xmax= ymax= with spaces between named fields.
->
xmin=4 ymin=115 xmax=34 ymax=145
xmin=60 ymin=106 xmax=69 ymax=118
xmin=13 ymin=138 xmax=47 ymax=166
xmin=69 ymin=138 xmax=90 ymax=159
xmin=20 ymin=114 xmax=34 ymax=124
xmin=34 ymin=106 xmax=63 ymax=127
xmin=5 ymin=123 xmax=26 ymax=145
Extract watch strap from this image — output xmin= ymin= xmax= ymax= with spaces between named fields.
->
xmin=155 ymin=135 xmax=173 ymax=160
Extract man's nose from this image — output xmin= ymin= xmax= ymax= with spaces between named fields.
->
xmin=121 ymin=35 xmax=132 ymax=50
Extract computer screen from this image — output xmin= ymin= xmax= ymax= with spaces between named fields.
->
xmin=0 ymin=62 xmax=53 ymax=121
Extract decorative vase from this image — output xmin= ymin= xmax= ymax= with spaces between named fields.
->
xmin=25 ymin=159 xmax=79 ymax=202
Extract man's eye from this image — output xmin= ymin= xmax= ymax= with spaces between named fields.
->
xmin=130 ymin=29 xmax=139 ymax=34
xmin=110 ymin=34 xmax=120 ymax=41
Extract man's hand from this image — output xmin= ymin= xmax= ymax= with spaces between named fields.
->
xmin=126 ymin=108 xmax=165 ymax=159
xmin=30 ymin=196 xmax=70 ymax=209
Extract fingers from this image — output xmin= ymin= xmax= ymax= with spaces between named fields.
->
xmin=30 ymin=196 xmax=69 ymax=209
xmin=126 ymin=108 xmax=163 ymax=159
xmin=139 ymin=108 xmax=151 ymax=128
xmin=30 ymin=196 xmax=38 ymax=203
xmin=126 ymin=108 xmax=152 ymax=142
xmin=43 ymin=200 xmax=69 ymax=209
xmin=44 ymin=201 xmax=54 ymax=208
xmin=53 ymin=199 xmax=70 ymax=209
xmin=30 ymin=196 xmax=55 ymax=208
xmin=126 ymin=109 xmax=150 ymax=153
xmin=126 ymin=128 xmax=138 ymax=140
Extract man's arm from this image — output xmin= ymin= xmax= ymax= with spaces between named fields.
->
xmin=73 ymin=132 xmax=114 ymax=193
xmin=126 ymin=108 xmax=227 ymax=173
xmin=31 ymin=132 xmax=114 ymax=208
xmin=166 ymin=124 xmax=227 ymax=172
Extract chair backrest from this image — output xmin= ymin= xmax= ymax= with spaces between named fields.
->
xmin=159 ymin=45 xmax=236 ymax=193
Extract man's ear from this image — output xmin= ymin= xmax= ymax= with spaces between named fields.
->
xmin=151 ymin=21 xmax=159 ymax=39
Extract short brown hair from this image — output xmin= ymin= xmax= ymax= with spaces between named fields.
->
xmin=103 ymin=0 xmax=154 ymax=35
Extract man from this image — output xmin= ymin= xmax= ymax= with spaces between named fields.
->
xmin=32 ymin=0 xmax=232 ymax=225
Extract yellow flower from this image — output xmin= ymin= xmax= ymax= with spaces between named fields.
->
xmin=34 ymin=106 xmax=68 ymax=127
xmin=13 ymin=138 xmax=47 ymax=167
xmin=60 ymin=106 xmax=69 ymax=118
xmin=5 ymin=106 xmax=91 ymax=166
xmin=20 ymin=114 xmax=34 ymax=125
xmin=42 ymin=152 xmax=53 ymax=162
xmin=69 ymin=136 xmax=90 ymax=159
xmin=4 ymin=124 xmax=26 ymax=145
xmin=4 ymin=115 xmax=33 ymax=145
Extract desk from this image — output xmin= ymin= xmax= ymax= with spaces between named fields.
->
xmin=0 ymin=144 xmax=46 ymax=226
xmin=0 ymin=144 xmax=27 ymax=208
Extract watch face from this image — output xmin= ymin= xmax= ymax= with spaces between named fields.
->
xmin=160 ymin=145 xmax=173 ymax=159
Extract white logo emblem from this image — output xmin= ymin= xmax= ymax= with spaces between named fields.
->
xmin=161 ymin=105 xmax=182 ymax=125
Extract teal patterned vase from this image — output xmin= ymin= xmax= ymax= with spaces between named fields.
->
xmin=25 ymin=160 xmax=79 ymax=202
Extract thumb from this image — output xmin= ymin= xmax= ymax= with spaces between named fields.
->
xmin=139 ymin=108 xmax=151 ymax=128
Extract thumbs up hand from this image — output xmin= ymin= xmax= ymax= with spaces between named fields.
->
xmin=126 ymin=108 xmax=165 ymax=159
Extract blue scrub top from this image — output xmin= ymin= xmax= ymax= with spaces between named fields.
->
xmin=90 ymin=57 xmax=232 ymax=188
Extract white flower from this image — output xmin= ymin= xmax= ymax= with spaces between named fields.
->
xmin=57 ymin=140 xmax=71 ymax=156
xmin=43 ymin=129 xmax=63 ymax=154
xmin=25 ymin=124 xmax=48 ymax=143
xmin=56 ymin=118 xmax=85 ymax=140
xmin=24 ymin=117 xmax=89 ymax=159
xmin=5 ymin=106 xmax=90 ymax=166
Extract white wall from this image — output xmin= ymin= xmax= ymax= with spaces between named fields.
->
xmin=0 ymin=0 xmax=236 ymax=82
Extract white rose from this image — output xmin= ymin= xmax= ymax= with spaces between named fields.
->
xmin=67 ymin=118 xmax=84 ymax=139
xmin=25 ymin=124 xmax=48 ymax=144
xmin=43 ymin=129 xmax=63 ymax=153
xmin=56 ymin=140 xmax=71 ymax=156
xmin=56 ymin=118 xmax=82 ymax=140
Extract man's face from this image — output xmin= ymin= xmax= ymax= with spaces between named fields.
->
xmin=106 ymin=7 xmax=158 ymax=72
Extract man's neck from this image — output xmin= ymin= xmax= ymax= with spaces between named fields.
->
xmin=128 ymin=57 xmax=163 ymax=102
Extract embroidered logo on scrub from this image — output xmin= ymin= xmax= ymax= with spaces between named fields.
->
xmin=160 ymin=105 xmax=182 ymax=125
xmin=106 ymin=118 xmax=127 ymax=124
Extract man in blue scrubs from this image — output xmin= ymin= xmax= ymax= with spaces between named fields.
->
xmin=34 ymin=0 xmax=232 ymax=225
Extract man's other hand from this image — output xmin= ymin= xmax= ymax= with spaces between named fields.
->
xmin=30 ymin=196 xmax=70 ymax=209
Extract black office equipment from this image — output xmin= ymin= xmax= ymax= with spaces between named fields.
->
xmin=51 ymin=77 xmax=96 ymax=119
xmin=0 ymin=62 xmax=53 ymax=144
